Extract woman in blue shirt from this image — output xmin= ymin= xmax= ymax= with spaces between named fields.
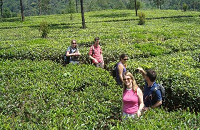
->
xmin=115 ymin=54 xmax=128 ymax=85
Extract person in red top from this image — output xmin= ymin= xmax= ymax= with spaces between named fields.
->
xmin=89 ymin=37 xmax=104 ymax=68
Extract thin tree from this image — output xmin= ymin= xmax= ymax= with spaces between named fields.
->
xmin=80 ymin=0 xmax=86 ymax=28
xmin=135 ymin=0 xmax=137 ymax=16
xmin=0 ymin=0 xmax=3 ymax=18
xmin=20 ymin=0 xmax=25 ymax=21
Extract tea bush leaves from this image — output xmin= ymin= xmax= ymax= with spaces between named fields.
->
xmin=0 ymin=59 xmax=122 ymax=129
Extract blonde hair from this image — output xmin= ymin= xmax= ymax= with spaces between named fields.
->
xmin=123 ymin=71 xmax=138 ymax=93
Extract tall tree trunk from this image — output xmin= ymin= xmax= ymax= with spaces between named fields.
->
xmin=80 ymin=0 xmax=86 ymax=29
xmin=76 ymin=0 xmax=78 ymax=13
xmin=135 ymin=0 xmax=137 ymax=16
xmin=0 ymin=0 xmax=3 ymax=18
xmin=38 ymin=0 xmax=41 ymax=15
xmin=20 ymin=0 xmax=25 ymax=21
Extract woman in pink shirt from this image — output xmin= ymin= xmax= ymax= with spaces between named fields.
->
xmin=122 ymin=72 xmax=144 ymax=120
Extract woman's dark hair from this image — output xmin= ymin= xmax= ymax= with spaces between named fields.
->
xmin=71 ymin=39 xmax=76 ymax=44
xmin=120 ymin=54 xmax=128 ymax=60
xmin=146 ymin=69 xmax=157 ymax=82
xmin=94 ymin=37 xmax=100 ymax=41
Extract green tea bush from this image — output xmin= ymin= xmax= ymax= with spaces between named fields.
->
xmin=39 ymin=21 xmax=50 ymax=38
xmin=134 ymin=43 xmax=167 ymax=56
xmin=138 ymin=12 xmax=145 ymax=25
xmin=117 ymin=109 xmax=199 ymax=129
xmin=0 ymin=59 xmax=122 ymax=129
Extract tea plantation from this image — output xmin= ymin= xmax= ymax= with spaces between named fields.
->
xmin=0 ymin=10 xmax=200 ymax=129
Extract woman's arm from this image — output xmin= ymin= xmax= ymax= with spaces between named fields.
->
xmin=66 ymin=51 xmax=76 ymax=56
xmin=118 ymin=63 xmax=124 ymax=83
xmin=137 ymin=67 xmax=147 ymax=79
xmin=122 ymin=90 xmax=124 ymax=119
xmin=137 ymin=88 xmax=144 ymax=117
xmin=76 ymin=49 xmax=81 ymax=56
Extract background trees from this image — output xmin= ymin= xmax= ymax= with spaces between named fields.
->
xmin=0 ymin=0 xmax=2 ymax=18
xmin=0 ymin=0 xmax=199 ymax=17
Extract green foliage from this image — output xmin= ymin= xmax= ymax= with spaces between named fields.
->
xmin=41 ymin=0 xmax=50 ymax=15
xmin=183 ymin=3 xmax=188 ymax=12
xmin=0 ymin=59 xmax=121 ymax=129
xmin=134 ymin=43 xmax=166 ymax=56
xmin=67 ymin=0 xmax=76 ymax=14
xmin=136 ymin=1 xmax=141 ymax=10
xmin=2 ymin=8 xmax=11 ymax=18
xmin=138 ymin=12 xmax=145 ymax=25
xmin=127 ymin=0 xmax=134 ymax=9
xmin=118 ymin=109 xmax=200 ymax=129
xmin=39 ymin=21 xmax=50 ymax=38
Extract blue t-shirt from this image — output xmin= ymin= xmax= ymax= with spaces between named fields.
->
xmin=143 ymin=81 xmax=162 ymax=107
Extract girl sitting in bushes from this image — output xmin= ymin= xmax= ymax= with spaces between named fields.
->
xmin=65 ymin=39 xmax=81 ymax=64
xmin=122 ymin=72 xmax=144 ymax=120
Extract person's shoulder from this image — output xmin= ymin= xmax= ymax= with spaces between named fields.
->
xmin=67 ymin=46 xmax=71 ymax=50
xmin=137 ymin=87 xmax=142 ymax=93
xmin=118 ymin=62 xmax=123 ymax=67
xmin=152 ymin=82 xmax=158 ymax=87
xmin=90 ymin=45 xmax=94 ymax=48
xmin=152 ymin=83 xmax=162 ymax=93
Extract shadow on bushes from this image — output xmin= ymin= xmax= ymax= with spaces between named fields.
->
xmin=2 ymin=17 xmax=21 ymax=22
xmin=90 ymin=12 xmax=131 ymax=18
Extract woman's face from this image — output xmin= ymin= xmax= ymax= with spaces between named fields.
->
xmin=72 ymin=40 xmax=77 ymax=48
xmin=94 ymin=39 xmax=100 ymax=46
xmin=123 ymin=75 xmax=132 ymax=88
xmin=121 ymin=56 xmax=128 ymax=64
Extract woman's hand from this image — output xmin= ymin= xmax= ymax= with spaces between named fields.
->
xmin=137 ymin=110 xmax=142 ymax=117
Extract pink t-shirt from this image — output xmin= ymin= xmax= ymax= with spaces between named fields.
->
xmin=89 ymin=45 xmax=103 ymax=63
xmin=123 ymin=88 xmax=139 ymax=114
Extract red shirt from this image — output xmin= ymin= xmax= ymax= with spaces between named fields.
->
xmin=89 ymin=45 xmax=103 ymax=63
